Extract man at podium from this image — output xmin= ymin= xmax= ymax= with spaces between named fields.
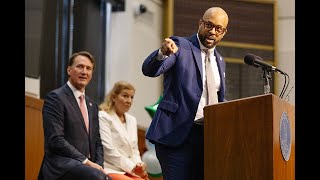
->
xmin=141 ymin=6 xmax=229 ymax=180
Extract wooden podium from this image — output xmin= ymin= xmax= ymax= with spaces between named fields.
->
xmin=203 ymin=94 xmax=295 ymax=180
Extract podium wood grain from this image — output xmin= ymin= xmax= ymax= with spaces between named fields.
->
xmin=204 ymin=94 xmax=295 ymax=180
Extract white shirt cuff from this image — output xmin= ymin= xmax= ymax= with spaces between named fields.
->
xmin=82 ymin=158 xmax=88 ymax=164
xmin=156 ymin=49 xmax=168 ymax=60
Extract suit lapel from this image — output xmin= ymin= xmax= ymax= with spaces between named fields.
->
xmin=124 ymin=114 xmax=134 ymax=142
xmin=85 ymin=97 xmax=93 ymax=135
xmin=63 ymin=84 xmax=90 ymax=135
xmin=188 ymin=34 xmax=204 ymax=82
xmin=214 ymin=50 xmax=225 ymax=93
xmin=112 ymin=113 xmax=131 ymax=146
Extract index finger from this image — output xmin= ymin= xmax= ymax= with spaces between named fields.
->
xmin=164 ymin=38 xmax=174 ymax=44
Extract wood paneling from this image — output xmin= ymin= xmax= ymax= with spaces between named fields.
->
xmin=138 ymin=128 xmax=148 ymax=156
xmin=25 ymin=96 xmax=44 ymax=180
xmin=174 ymin=0 xmax=274 ymax=45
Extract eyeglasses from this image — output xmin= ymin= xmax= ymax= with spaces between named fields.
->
xmin=201 ymin=19 xmax=226 ymax=35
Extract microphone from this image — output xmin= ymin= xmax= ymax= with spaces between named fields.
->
xmin=244 ymin=53 xmax=290 ymax=99
xmin=244 ymin=53 xmax=286 ymax=75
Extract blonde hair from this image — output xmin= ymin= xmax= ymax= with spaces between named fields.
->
xmin=99 ymin=81 xmax=135 ymax=113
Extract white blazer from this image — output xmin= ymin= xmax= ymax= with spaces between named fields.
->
xmin=98 ymin=110 xmax=142 ymax=174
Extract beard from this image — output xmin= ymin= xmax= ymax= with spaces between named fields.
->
xmin=198 ymin=32 xmax=218 ymax=49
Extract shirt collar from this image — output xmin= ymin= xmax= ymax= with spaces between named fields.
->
xmin=67 ymin=81 xmax=85 ymax=99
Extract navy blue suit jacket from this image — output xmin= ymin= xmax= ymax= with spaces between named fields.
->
xmin=38 ymin=84 xmax=104 ymax=180
xmin=142 ymin=33 xmax=226 ymax=147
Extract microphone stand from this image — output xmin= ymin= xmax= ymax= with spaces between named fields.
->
xmin=262 ymin=68 xmax=272 ymax=94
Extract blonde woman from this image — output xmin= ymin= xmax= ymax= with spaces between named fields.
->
xmin=99 ymin=81 xmax=149 ymax=180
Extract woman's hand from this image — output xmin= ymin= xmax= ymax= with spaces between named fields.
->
xmin=132 ymin=162 xmax=149 ymax=180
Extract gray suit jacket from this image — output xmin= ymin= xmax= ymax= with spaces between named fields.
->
xmin=38 ymin=84 xmax=104 ymax=180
